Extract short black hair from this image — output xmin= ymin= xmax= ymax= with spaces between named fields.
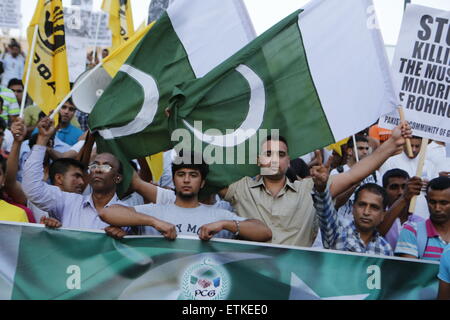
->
xmin=172 ymin=150 xmax=209 ymax=180
xmin=427 ymin=176 xmax=450 ymax=194
xmin=7 ymin=78 xmax=23 ymax=89
xmin=49 ymin=158 xmax=86 ymax=185
xmin=65 ymin=97 xmax=75 ymax=107
xmin=354 ymin=183 xmax=389 ymax=210
xmin=347 ymin=135 xmax=369 ymax=149
xmin=382 ymin=169 xmax=410 ymax=188
xmin=286 ymin=157 xmax=309 ymax=181
xmin=9 ymin=42 xmax=20 ymax=49
xmin=0 ymin=117 xmax=7 ymax=131
xmin=38 ymin=111 xmax=46 ymax=120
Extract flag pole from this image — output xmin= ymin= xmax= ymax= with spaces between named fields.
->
xmin=92 ymin=12 xmax=102 ymax=64
xmin=397 ymin=106 xmax=413 ymax=158
xmin=49 ymin=62 xmax=103 ymax=120
xmin=352 ymin=135 xmax=359 ymax=162
xmin=20 ymin=24 xmax=39 ymax=118
xmin=408 ymin=138 xmax=429 ymax=213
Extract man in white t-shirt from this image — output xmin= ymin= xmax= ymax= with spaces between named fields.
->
xmin=1 ymin=42 xmax=25 ymax=87
xmin=379 ymin=136 xmax=433 ymax=178
xmin=99 ymin=152 xmax=272 ymax=242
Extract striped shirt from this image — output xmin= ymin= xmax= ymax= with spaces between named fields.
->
xmin=312 ymin=185 xmax=393 ymax=256
xmin=438 ymin=244 xmax=450 ymax=283
xmin=0 ymin=86 xmax=20 ymax=122
xmin=395 ymin=219 xmax=448 ymax=261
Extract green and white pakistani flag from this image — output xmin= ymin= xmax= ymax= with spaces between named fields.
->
xmin=0 ymin=222 xmax=439 ymax=300
xmin=168 ymin=0 xmax=398 ymax=192
xmin=88 ymin=0 xmax=256 ymax=193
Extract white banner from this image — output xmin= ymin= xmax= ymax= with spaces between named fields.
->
xmin=64 ymin=8 xmax=112 ymax=47
xmin=0 ymin=0 xmax=21 ymax=29
xmin=71 ymin=0 xmax=93 ymax=11
xmin=379 ymin=4 xmax=450 ymax=142
xmin=63 ymin=8 xmax=112 ymax=81
xmin=87 ymin=11 xmax=112 ymax=47
xmin=64 ymin=7 xmax=89 ymax=82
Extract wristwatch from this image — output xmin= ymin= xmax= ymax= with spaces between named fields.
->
xmin=233 ymin=220 xmax=240 ymax=237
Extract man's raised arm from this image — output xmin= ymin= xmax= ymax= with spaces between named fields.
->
xmin=330 ymin=122 xmax=412 ymax=197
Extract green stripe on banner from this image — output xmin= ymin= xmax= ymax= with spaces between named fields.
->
xmin=4 ymin=223 xmax=439 ymax=300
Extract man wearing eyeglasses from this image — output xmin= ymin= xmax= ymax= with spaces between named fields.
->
xmin=22 ymin=117 xmax=128 ymax=230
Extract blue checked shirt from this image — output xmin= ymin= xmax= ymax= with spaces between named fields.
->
xmin=312 ymin=185 xmax=393 ymax=256
xmin=76 ymin=110 xmax=90 ymax=132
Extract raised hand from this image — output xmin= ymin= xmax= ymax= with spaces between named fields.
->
xmin=403 ymin=176 xmax=423 ymax=201
xmin=391 ymin=121 xmax=413 ymax=155
xmin=37 ymin=116 xmax=56 ymax=139
xmin=310 ymin=150 xmax=331 ymax=193
xmin=10 ymin=118 xmax=26 ymax=142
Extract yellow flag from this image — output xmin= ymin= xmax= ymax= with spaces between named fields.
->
xmin=102 ymin=22 xmax=154 ymax=77
xmin=102 ymin=0 xmax=135 ymax=51
xmin=145 ymin=153 xmax=164 ymax=183
xmin=24 ymin=0 xmax=70 ymax=117
xmin=326 ymin=137 xmax=350 ymax=156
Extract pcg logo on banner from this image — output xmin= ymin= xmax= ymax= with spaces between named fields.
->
xmin=181 ymin=258 xmax=230 ymax=300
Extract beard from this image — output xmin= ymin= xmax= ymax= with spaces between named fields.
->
xmin=176 ymin=190 xmax=197 ymax=200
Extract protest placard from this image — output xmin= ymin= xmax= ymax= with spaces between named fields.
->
xmin=379 ymin=4 xmax=450 ymax=143
xmin=0 ymin=0 xmax=21 ymax=29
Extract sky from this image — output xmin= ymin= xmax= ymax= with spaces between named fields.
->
xmin=6 ymin=0 xmax=450 ymax=46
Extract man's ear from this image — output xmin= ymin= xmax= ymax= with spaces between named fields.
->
xmin=54 ymin=173 xmax=64 ymax=186
xmin=200 ymin=179 xmax=206 ymax=189
xmin=115 ymin=174 xmax=123 ymax=184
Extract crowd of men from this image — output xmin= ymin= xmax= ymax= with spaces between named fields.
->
xmin=0 ymin=37 xmax=449 ymax=300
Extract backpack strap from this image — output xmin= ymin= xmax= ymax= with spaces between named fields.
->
xmin=416 ymin=221 xmax=428 ymax=259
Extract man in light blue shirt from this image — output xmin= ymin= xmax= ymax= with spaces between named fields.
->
xmin=22 ymin=117 xmax=127 ymax=230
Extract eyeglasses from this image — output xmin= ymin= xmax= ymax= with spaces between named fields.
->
xmin=11 ymin=89 xmax=23 ymax=93
xmin=88 ymin=163 xmax=112 ymax=173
